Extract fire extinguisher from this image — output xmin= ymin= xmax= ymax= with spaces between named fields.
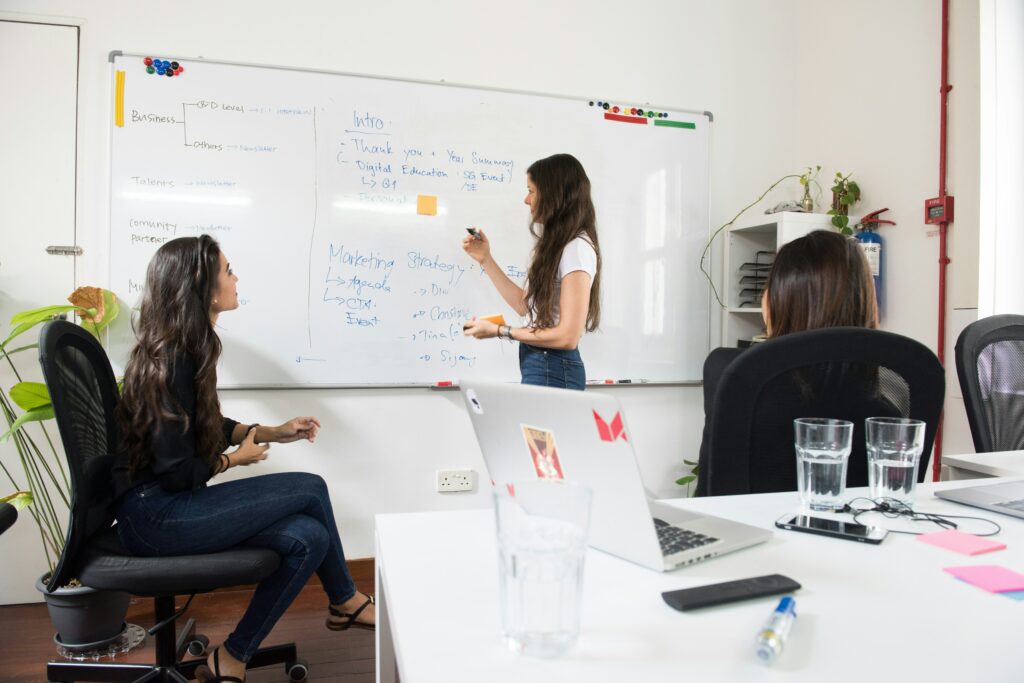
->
xmin=854 ymin=208 xmax=895 ymax=315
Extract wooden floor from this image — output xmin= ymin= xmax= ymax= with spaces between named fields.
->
xmin=0 ymin=565 xmax=376 ymax=683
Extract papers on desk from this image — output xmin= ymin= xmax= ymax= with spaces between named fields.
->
xmin=917 ymin=529 xmax=1006 ymax=556
xmin=944 ymin=565 xmax=1024 ymax=593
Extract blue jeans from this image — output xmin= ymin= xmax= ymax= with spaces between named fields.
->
xmin=116 ymin=472 xmax=357 ymax=663
xmin=519 ymin=343 xmax=586 ymax=390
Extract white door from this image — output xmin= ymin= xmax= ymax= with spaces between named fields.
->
xmin=0 ymin=19 xmax=79 ymax=604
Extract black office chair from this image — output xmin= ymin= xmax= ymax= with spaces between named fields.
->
xmin=39 ymin=320 xmax=308 ymax=682
xmin=697 ymin=327 xmax=945 ymax=496
xmin=955 ymin=314 xmax=1024 ymax=453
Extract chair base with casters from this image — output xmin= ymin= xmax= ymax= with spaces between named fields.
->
xmin=45 ymin=529 xmax=309 ymax=683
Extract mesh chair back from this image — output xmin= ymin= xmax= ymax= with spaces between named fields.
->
xmin=38 ymin=321 xmax=121 ymax=591
xmin=699 ymin=327 xmax=945 ymax=496
xmin=955 ymin=314 xmax=1024 ymax=453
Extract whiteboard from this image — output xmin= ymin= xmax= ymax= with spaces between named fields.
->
xmin=108 ymin=54 xmax=711 ymax=387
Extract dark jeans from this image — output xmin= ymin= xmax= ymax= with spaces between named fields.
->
xmin=116 ymin=472 xmax=357 ymax=662
xmin=519 ymin=343 xmax=586 ymax=390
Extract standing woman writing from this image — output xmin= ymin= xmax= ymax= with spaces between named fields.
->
xmin=462 ymin=153 xmax=601 ymax=390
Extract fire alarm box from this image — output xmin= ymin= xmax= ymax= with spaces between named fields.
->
xmin=924 ymin=196 xmax=954 ymax=224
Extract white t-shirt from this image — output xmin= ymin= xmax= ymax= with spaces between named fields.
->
xmin=547 ymin=237 xmax=598 ymax=325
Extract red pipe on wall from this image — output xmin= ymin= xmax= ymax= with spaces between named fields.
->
xmin=933 ymin=0 xmax=952 ymax=481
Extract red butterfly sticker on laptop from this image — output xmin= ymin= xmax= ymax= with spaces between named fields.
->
xmin=521 ymin=425 xmax=564 ymax=480
xmin=593 ymin=410 xmax=628 ymax=442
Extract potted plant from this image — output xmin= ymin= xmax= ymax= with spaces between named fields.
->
xmin=0 ymin=286 xmax=131 ymax=650
xmin=828 ymin=172 xmax=862 ymax=235
xmin=799 ymin=165 xmax=822 ymax=212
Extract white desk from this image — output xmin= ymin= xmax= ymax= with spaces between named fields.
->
xmin=376 ymin=480 xmax=1024 ymax=682
xmin=942 ymin=450 xmax=1024 ymax=480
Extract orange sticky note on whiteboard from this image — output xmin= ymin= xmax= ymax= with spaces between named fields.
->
xmin=417 ymin=195 xmax=438 ymax=216
xmin=480 ymin=314 xmax=506 ymax=326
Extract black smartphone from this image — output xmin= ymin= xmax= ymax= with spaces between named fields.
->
xmin=775 ymin=513 xmax=887 ymax=544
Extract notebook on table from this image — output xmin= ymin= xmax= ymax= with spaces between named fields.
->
xmin=460 ymin=381 xmax=772 ymax=572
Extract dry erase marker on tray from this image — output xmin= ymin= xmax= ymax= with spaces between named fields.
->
xmin=435 ymin=380 xmax=454 ymax=387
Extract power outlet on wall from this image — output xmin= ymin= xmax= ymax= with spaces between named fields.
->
xmin=436 ymin=469 xmax=476 ymax=493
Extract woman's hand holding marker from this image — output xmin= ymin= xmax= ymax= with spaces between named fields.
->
xmin=462 ymin=227 xmax=491 ymax=264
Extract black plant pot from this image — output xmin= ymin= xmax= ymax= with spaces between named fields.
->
xmin=35 ymin=574 xmax=131 ymax=651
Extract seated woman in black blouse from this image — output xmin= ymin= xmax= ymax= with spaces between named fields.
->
xmin=696 ymin=229 xmax=880 ymax=494
xmin=113 ymin=235 xmax=373 ymax=683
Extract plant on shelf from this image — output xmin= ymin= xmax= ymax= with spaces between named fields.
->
xmin=699 ymin=165 xmax=823 ymax=308
xmin=828 ymin=172 xmax=862 ymax=235
xmin=799 ymin=165 xmax=822 ymax=212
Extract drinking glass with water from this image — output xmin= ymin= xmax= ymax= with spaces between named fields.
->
xmin=865 ymin=417 xmax=925 ymax=506
xmin=493 ymin=480 xmax=591 ymax=658
xmin=794 ymin=418 xmax=853 ymax=511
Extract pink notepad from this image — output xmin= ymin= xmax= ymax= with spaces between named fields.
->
xmin=918 ymin=529 xmax=1006 ymax=556
xmin=944 ymin=565 xmax=1024 ymax=593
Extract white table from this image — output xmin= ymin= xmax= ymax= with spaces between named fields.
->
xmin=376 ymin=480 xmax=1024 ymax=682
xmin=942 ymin=450 xmax=1024 ymax=480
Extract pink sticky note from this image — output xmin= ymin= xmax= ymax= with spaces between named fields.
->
xmin=944 ymin=565 xmax=1024 ymax=593
xmin=918 ymin=529 xmax=1007 ymax=556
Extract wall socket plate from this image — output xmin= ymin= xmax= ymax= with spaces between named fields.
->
xmin=436 ymin=469 xmax=476 ymax=492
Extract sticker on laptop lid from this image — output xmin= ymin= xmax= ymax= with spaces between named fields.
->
xmin=521 ymin=424 xmax=565 ymax=480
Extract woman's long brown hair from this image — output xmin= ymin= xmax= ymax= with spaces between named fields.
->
xmin=116 ymin=235 xmax=227 ymax=479
xmin=764 ymin=229 xmax=878 ymax=337
xmin=524 ymin=153 xmax=601 ymax=331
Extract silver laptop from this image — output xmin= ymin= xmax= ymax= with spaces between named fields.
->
xmin=935 ymin=479 xmax=1024 ymax=519
xmin=460 ymin=381 xmax=771 ymax=572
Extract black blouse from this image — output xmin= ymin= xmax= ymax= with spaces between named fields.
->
xmin=113 ymin=354 xmax=238 ymax=498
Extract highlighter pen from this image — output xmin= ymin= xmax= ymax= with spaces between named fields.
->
xmin=754 ymin=596 xmax=796 ymax=665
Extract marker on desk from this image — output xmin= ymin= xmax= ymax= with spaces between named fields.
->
xmin=755 ymin=596 xmax=796 ymax=665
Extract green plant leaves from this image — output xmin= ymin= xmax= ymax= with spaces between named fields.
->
xmin=0 ymin=490 xmax=34 ymax=510
xmin=3 ymin=383 xmax=54 ymax=442
xmin=10 ymin=382 xmax=51 ymax=411
xmin=1 ymin=405 xmax=55 ymax=442
xmin=2 ymin=305 xmax=78 ymax=348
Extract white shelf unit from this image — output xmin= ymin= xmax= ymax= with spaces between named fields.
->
xmin=721 ymin=212 xmax=853 ymax=347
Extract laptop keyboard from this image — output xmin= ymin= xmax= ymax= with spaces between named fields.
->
xmin=994 ymin=499 xmax=1024 ymax=512
xmin=653 ymin=518 xmax=719 ymax=556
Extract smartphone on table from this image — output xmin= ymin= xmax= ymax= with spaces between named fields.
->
xmin=775 ymin=513 xmax=887 ymax=544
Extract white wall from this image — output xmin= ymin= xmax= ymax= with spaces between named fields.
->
xmin=0 ymin=0 xmax=982 ymax=603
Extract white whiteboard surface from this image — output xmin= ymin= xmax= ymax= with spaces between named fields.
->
xmin=109 ymin=54 xmax=710 ymax=387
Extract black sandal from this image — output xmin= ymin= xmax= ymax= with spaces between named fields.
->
xmin=196 ymin=647 xmax=245 ymax=683
xmin=326 ymin=594 xmax=375 ymax=632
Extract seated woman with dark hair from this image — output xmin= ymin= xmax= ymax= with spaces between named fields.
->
xmin=113 ymin=235 xmax=374 ymax=683
xmin=696 ymin=229 xmax=881 ymax=494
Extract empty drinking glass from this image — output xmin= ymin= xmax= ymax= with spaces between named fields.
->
xmin=794 ymin=418 xmax=853 ymax=511
xmin=866 ymin=417 xmax=926 ymax=506
xmin=493 ymin=480 xmax=592 ymax=658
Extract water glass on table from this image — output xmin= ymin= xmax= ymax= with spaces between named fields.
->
xmin=493 ymin=480 xmax=592 ymax=658
xmin=794 ymin=418 xmax=853 ymax=511
xmin=865 ymin=417 xmax=926 ymax=506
